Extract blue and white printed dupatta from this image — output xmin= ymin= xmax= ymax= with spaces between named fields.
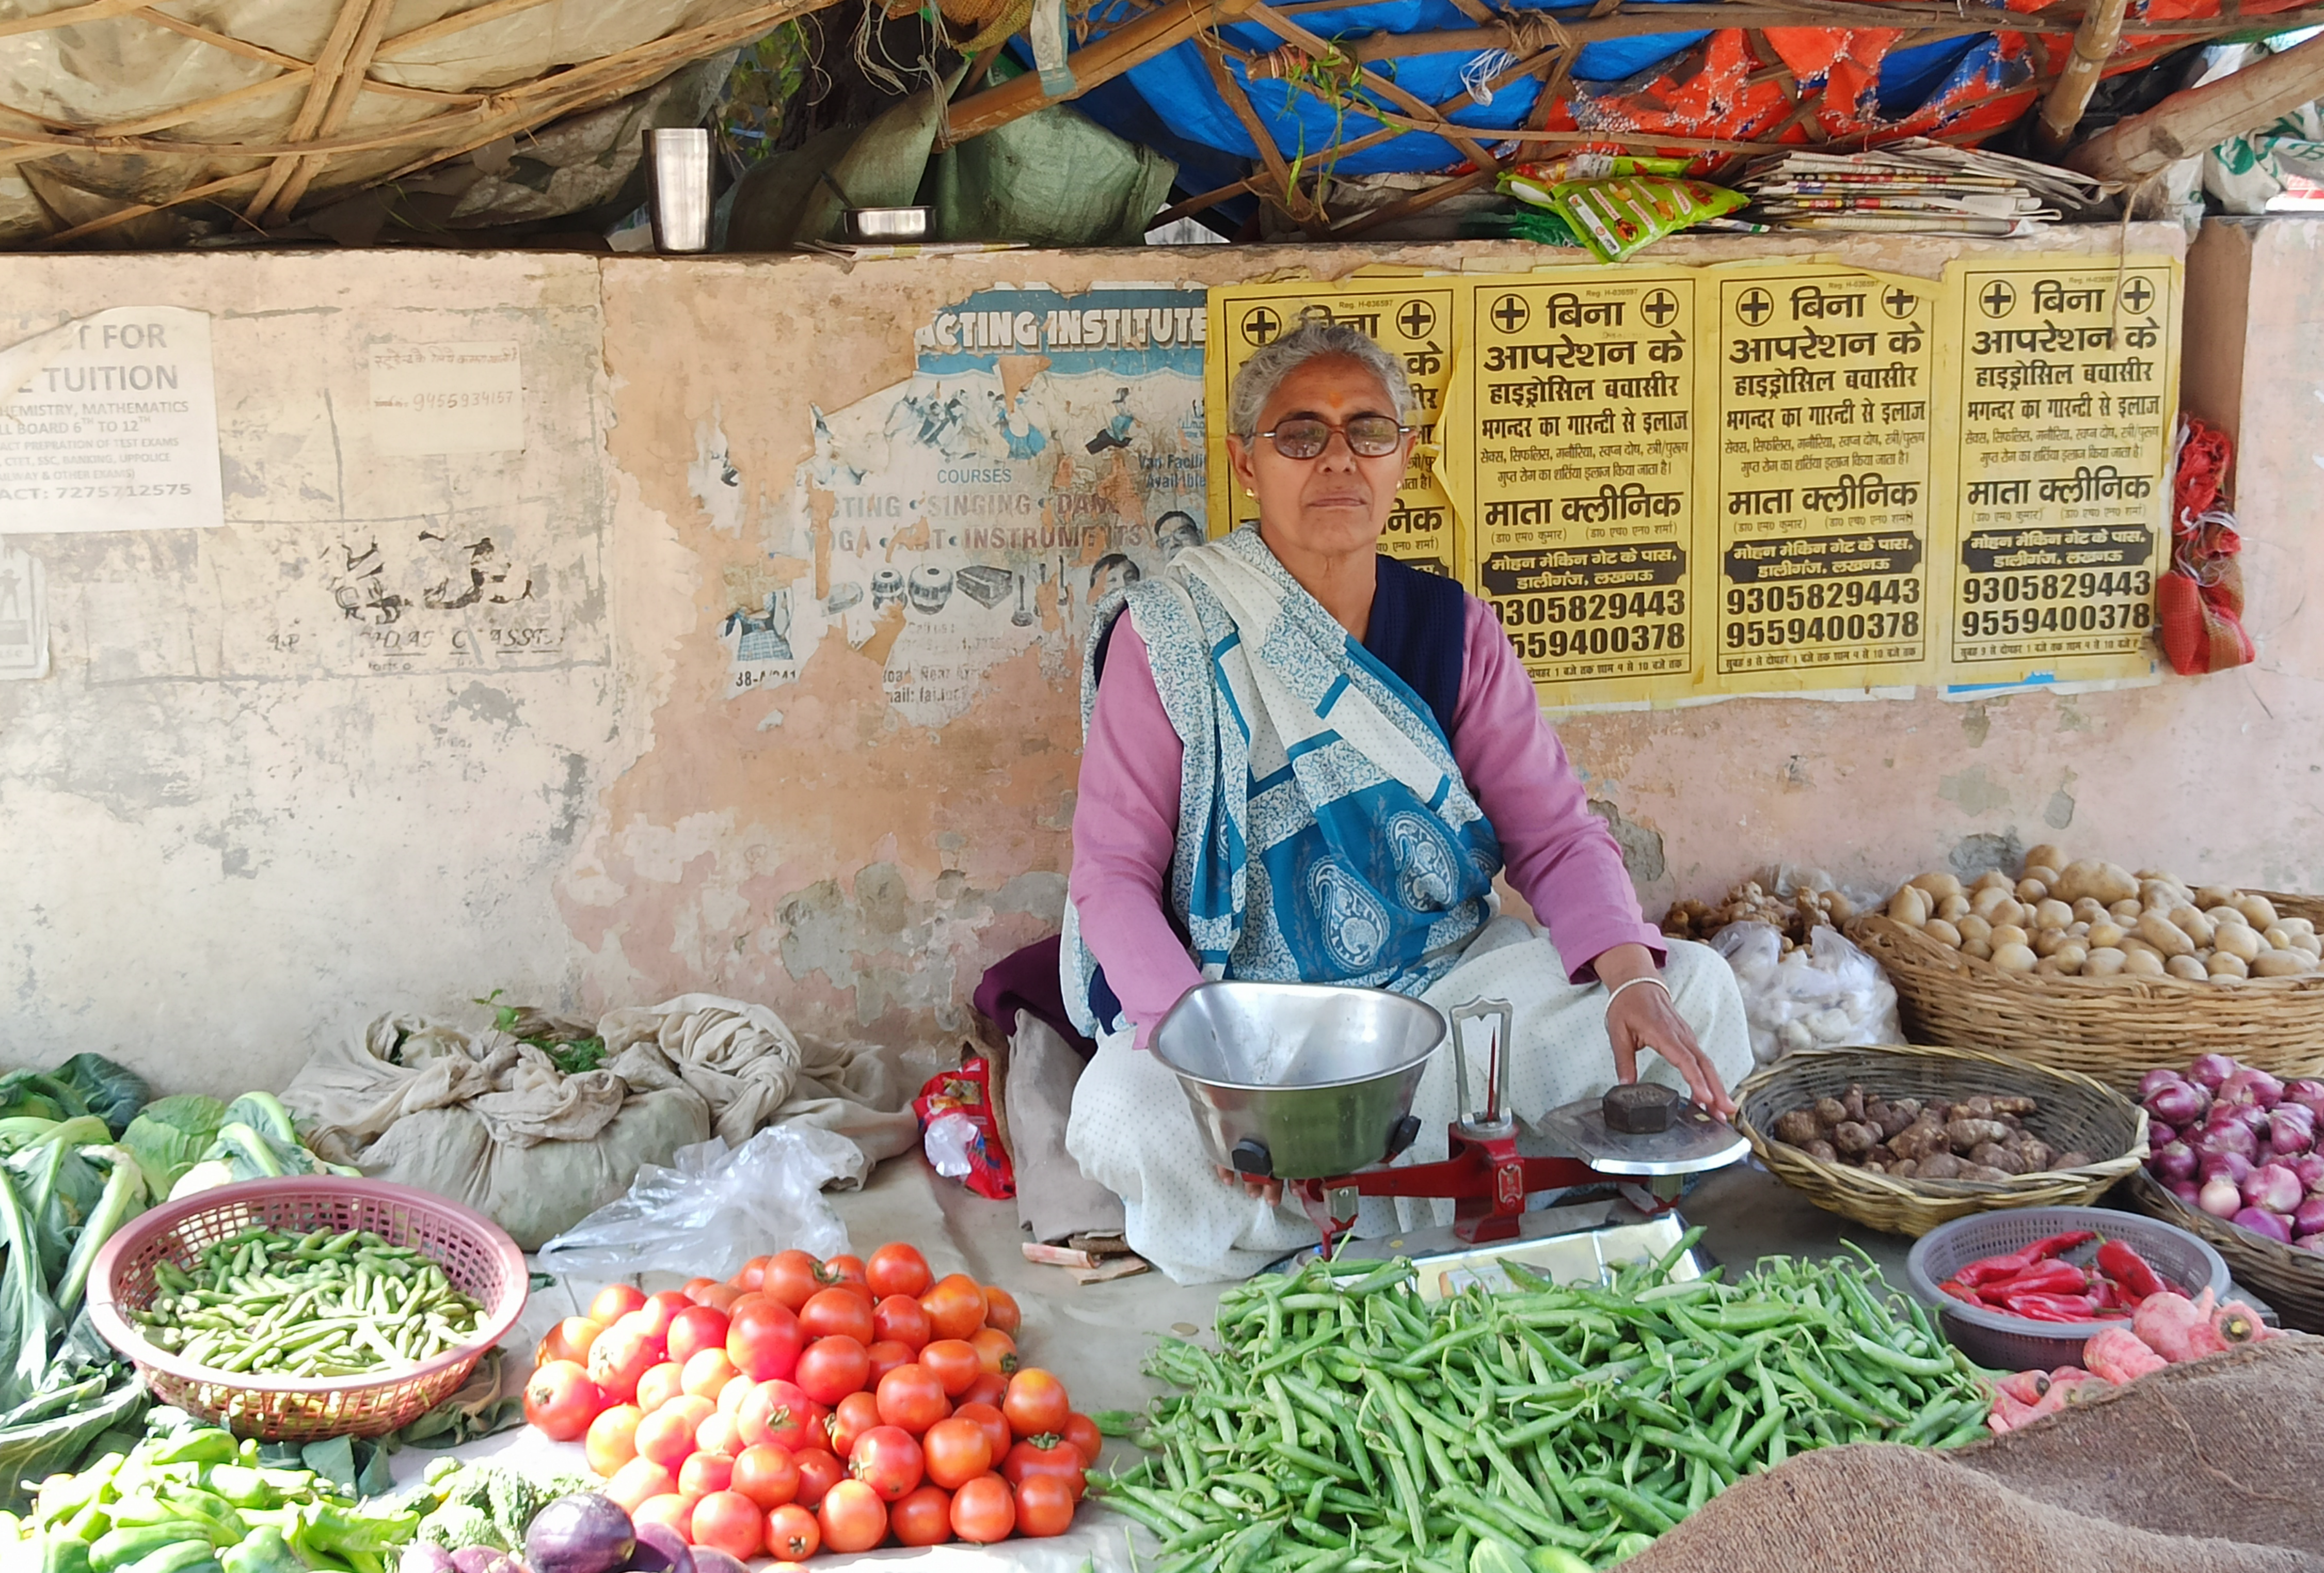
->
xmin=1064 ymin=527 xmax=1502 ymax=1039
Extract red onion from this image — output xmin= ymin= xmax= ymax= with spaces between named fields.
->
xmin=2195 ymin=1120 xmax=2258 ymax=1163
xmin=2232 ymin=1205 xmax=2294 ymax=1244
xmin=2148 ymin=1121 xmax=2176 ymax=1148
xmin=2297 ymin=1194 xmax=2324 ymax=1236
xmin=2200 ymin=1175 xmax=2243 ymax=1217
xmin=2200 ymin=1151 xmax=2253 ymax=1187
xmin=2145 ymin=1080 xmax=2208 ymax=1127
xmin=2214 ymin=1105 xmax=2272 ymax=1146
xmin=2187 ymin=1053 xmax=2238 ymax=1091
xmin=2168 ymin=1179 xmax=2203 ymax=1204
xmin=2139 ymin=1067 xmax=2188 ymax=1100
xmin=2298 ymin=1233 xmax=2324 ymax=1255
xmin=2284 ymin=1078 xmax=2324 ymax=1119
xmin=2269 ymin=1103 xmax=2316 ymax=1155
xmin=2221 ymin=1067 xmax=2285 ymax=1109
xmin=2245 ymin=1162 xmax=2304 ymax=1215
xmin=2150 ymin=1140 xmax=2198 ymax=1183
xmin=2290 ymin=1153 xmax=2324 ymax=1193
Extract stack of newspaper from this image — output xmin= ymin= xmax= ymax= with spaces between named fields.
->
xmin=1735 ymin=139 xmax=2110 ymax=236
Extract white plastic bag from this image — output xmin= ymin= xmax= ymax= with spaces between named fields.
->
xmin=536 ymin=1123 xmax=856 ymax=1280
xmin=1711 ymin=921 xmax=1901 ymax=1067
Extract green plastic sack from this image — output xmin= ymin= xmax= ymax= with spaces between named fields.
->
xmin=727 ymin=81 xmax=948 ymax=250
xmin=926 ymin=58 xmax=1175 ymax=247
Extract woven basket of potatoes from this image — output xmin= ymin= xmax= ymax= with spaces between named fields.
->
xmin=1850 ymin=843 xmax=2324 ymax=1092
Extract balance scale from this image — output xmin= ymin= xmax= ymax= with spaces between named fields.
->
xmin=1153 ymin=988 xmax=1751 ymax=1296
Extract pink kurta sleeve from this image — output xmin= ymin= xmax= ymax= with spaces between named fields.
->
xmin=1452 ymin=597 xmax=1666 ymax=981
xmin=1068 ymin=617 xmax=1204 ymax=1046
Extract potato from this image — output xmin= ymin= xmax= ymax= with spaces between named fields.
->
xmin=1972 ymin=870 xmax=2015 ymax=894
xmin=1989 ymin=899 xmax=2030 ymax=930
xmin=2266 ymin=925 xmax=2295 ymax=951
xmin=2033 ymin=956 xmax=2066 ymax=976
xmin=2296 ymin=933 xmax=2323 ymax=959
xmin=1961 ymin=938 xmax=1994 ymax=961
xmin=1887 ymin=885 xmax=1931 ymax=926
xmin=2238 ymin=894 xmax=2280 ymax=927
xmin=2034 ymin=899 xmax=2074 ymax=931
xmin=1936 ymin=894 xmax=1971 ymax=921
xmin=1917 ymin=1151 xmax=1966 ymax=1181
xmin=1956 ymin=913 xmax=1993 ymax=945
xmin=2024 ymin=865 xmax=2062 ymax=890
xmin=1908 ymin=871 xmax=1965 ymax=902
xmin=2206 ymin=904 xmax=2250 ymax=929
xmin=1947 ymin=1117 xmax=2010 ymax=1149
xmin=1991 ymin=942 xmax=2039 ymax=974
xmin=2214 ymin=924 xmax=2263 ymax=962
xmin=2017 ymin=1138 xmax=2057 ymax=1172
xmin=1833 ymin=1121 xmax=1880 ymax=1157
xmin=2166 ymin=954 xmax=2210 ymax=981
xmin=1921 ymin=918 xmax=1963 ymax=948
xmin=2136 ymin=911 xmax=2197 ymax=958
xmin=2208 ymin=951 xmax=2250 ymax=979
xmin=2120 ymin=935 xmax=2164 ymax=961
xmin=2284 ymin=915 xmax=2317 ymax=938
xmin=2124 ymin=949 xmax=2168 ymax=978
xmin=1814 ymin=1097 xmax=1849 ymax=1126
xmin=1970 ymin=885 xmax=2014 ymax=918
xmin=2053 ymin=941 xmax=2089 ymax=973
xmin=2195 ymin=884 xmax=2238 ymax=909
xmin=1890 ymin=1159 xmax=1920 ymax=1179
xmin=1956 ymin=1163 xmax=2013 ymax=1183
xmin=1970 ymin=1142 xmax=2026 ymax=1175
xmin=2253 ymin=948 xmax=2315 ymax=978
xmin=2023 ymin=844 xmax=2066 ymax=873
xmin=2142 ymin=878 xmax=2192 ymax=908
xmin=2068 ymin=920 xmax=2092 ymax=940
xmin=2169 ymin=905 xmax=2217 ymax=947
xmin=1805 ymin=1139 xmax=1838 ymax=1162
xmin=2086 ymin=920 xmax=2126 ymax=950
xmin=2030 ymin=928 xmax=2063 ymax=958
xmin=1988 ymin=924 xmax=2030 ymax=949
xmin=2015 ymin=877 xmax=2049 ymax=902
xmin=2110 ymin=898 xmax=2144 ymax=921
xmin=2083 ymin=947 xmax=2128 ymax=976
xmin=2072 ymin=898 xmax=2109 ymax=925
xmin=2060 ymin=860 xmax=2138 ymax=904
xmin=1775 ymin=1110 xmax=1822 ymax=1146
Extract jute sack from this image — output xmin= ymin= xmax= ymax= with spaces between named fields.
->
xmin=1628 ymin=1336 xmax=2324 ymax=1573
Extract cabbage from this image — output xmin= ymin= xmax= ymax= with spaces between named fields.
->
xmin=120 ymin=1095 xmax=227 ymax=1196
xmin=50 ymin=1056 xmax=148 ymax=1137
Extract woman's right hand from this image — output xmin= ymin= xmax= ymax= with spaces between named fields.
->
xmin=1215 ymin=1164 xmax=1283 ymax=1206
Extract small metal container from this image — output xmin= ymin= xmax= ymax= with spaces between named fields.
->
xmin=846 ymin=205 xmax=932 ymax=243
xmin=1151 ymin=981 xmax=1445 ymax=1180
xmin=643 ymin=128 xmax=713 ymax=253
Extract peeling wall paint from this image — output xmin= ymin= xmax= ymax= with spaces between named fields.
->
xmin=11 ymin=223 xmax=2324 ymax=1097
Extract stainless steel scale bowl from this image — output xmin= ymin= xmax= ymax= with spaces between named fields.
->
xmin=1149 ymin=981 xmax=1444 ymax=1180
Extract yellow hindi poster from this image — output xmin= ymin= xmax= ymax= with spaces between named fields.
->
xmin=1205 ymin=276 xmax=1461 ymax=575
xmin=1443 ymin=268 xmax=1704 ymax=708
xmin=1705 ymin=264 xmax=1943 ymax=693
xmin=1935 ymin=256 xmax=2182 ymax=690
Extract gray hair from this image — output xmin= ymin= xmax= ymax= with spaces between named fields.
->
xmin=1225 ymin=319 xmax=1415 ymax=440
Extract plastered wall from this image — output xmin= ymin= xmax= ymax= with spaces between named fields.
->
xmin=9 ymin=221 xmax=2318 ymax=1099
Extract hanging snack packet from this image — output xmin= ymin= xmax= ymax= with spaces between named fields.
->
xmin=1498 ymin=153 xmax=1689 ymax=210
xmin=1550 ymin=174 xmax=1747 ymax=263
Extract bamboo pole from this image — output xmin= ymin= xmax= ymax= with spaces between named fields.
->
xmin=2033 ymin=0 xmax=2132 ymax=154
xmin=2068 ymin=28 xmax=2324 ymax=180
xmin=944 ymin=0 xmax=1245 ymax=142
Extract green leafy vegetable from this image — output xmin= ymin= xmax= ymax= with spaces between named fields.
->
xmin=48 ymin=1062 xmax=147 ymax=1141
xmin=472 ymin=990 xmax=606 ymax=1075
xmin=0 ymin=1078 xmax=88 ymax=1129
xmin=119 ymin=1099 xmax=226 ymax=1198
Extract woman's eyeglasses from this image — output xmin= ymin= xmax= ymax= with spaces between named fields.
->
xmin=1256 ymin=414 xmax=1410 ymax=459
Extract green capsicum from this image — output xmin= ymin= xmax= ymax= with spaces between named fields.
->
xmin=218 ymin=1529 xmax=301 ymax=1573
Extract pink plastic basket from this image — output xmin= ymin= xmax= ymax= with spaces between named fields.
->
xmin=87 ymin=1177 xmax=528 ymax=1440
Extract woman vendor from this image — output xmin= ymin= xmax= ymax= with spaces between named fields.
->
xmin=1060 ymin=321 xmax=1752 ymax=1284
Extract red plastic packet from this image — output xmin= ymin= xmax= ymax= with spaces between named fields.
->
xmin=913 ymin=1058 xmax=1015 ymax=1200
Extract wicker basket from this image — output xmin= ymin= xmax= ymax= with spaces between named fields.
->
xmin=87 ymin=1178 xmax=527 ymax=1440
xmin=1851 ymin=891 xmax=2324 ymax=1094
xmin=1734 ymin=1044 xmax=2149 ymax=1238
xmin=2121 ymin=1169 xmax=2324 ymax=1334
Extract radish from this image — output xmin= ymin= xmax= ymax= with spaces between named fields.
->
xmin=2232 ymin=1206 xmax=2294 ymax=1244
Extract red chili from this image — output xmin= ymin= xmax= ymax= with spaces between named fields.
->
xmin=1996 ymin=1292 xmax=2111 ymax=1323
xmin=1939 ymin=1280 xmax=1982 ymax=1306
xmin=1954 ymin=1230 xmax=2097 ymax=1286
xmin=2095 ymin=1238 xmax=2168 ymax=1304
xmin=1975 ymin=1260 xmax=2090 ymax=1298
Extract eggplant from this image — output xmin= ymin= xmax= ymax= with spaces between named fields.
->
xmin=526 ymin=1497 xmax=634 ymax=1573
xmin=2232 ymin=1205 xmax=2294 ymax=1244
xmin=624 ymin=1525 xmax=691 ymax=1573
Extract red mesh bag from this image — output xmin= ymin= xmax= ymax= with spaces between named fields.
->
xmin=2159 ymin=419 xmax=2254 ymax=676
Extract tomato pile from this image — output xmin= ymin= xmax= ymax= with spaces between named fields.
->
xmin=521 ymin=1243 xmax=1094 ymax=1560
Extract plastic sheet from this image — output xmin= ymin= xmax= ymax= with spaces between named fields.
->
xmin=1713 ymin=921 xmax=1902 ymax=1068
xmin=535 ymin=1123 xmax=857 ymax=1280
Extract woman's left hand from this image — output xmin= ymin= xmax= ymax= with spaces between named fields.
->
xmin=1595 ymin=943 xmax=1737 ymax=1119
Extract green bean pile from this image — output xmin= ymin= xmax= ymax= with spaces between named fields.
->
xmin=1090 ymin=1236 xmax=1992 ymax=1573
xmin=134 ymin=1226 xmax=487 ymax=1377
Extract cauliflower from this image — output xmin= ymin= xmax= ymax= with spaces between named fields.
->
xmin=417 ymin=1504 xmax=506 ymax=1552
xmin=486 ymin=1471 xmax=543 ymax=1547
